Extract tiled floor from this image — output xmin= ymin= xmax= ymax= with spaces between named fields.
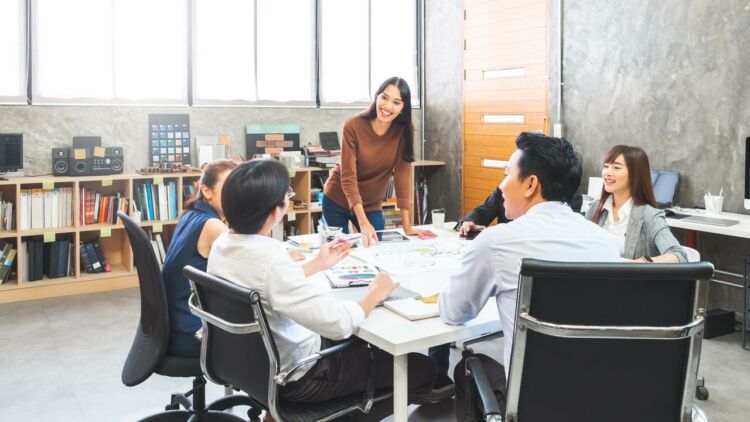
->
xmin=1 ymin=288 xmax=748 ymax=421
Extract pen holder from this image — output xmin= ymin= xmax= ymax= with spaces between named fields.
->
xmin=704 ymin=195 xmax=724 ymax=214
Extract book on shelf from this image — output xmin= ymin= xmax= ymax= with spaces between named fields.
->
xmin=0 ymin=243 xmax=18 ymax=283
xmin=134 ymin=180 xmax=178 ymax=221
xmin=0 ymin=197 xmax=13 ymax=230
xmin=80 ymin=239 xmax=110 ymax=274
xmin=22 ymin=238 xmax=73 ymax=281
xmin=19 ymin=187 xmax=73 ymax=230
xmin=79 ymin=188 xmax=127 ymax=225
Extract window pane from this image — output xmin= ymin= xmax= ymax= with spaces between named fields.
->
xmin=0 ymin=0 xmax=25 ymax=100
xmin=194 ymin=0 xmax=255 ymax=102
xmin=33 ymin=0 xmax=113 ymax=100
xmin=113 ymin=0 xmax=187 ymax=101
xmin=319 ymin=0 xmax=369 ymax=104
xmin=256 ymin=0 xmax=315 ymax=102
xmin=371 ymin=0 xmax=418 ymax=104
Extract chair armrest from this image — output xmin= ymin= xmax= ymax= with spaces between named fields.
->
xmin=462 ymin=330 xmax=504 ymax=349
xmin=189 ymin=293 xmax=261 ymax=334
xmin=466 ymin=357 xmax=503 ymax=422
xmin=274 ymin=339 xmax=360 ymax=386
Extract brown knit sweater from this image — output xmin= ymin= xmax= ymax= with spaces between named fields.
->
xmin=324 ymin=116 xmax=411 ymax=212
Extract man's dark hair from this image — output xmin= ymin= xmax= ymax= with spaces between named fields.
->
xmin=514 ymin=132 xmax=582 ymax=203
xmin=221 ymin=159 xmax=289 ymax=235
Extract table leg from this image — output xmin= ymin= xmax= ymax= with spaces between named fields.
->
xmin=688 ymin=229 xmax=697 ymax=248
xmin=393 ymin=354 xmax=408 ymax=422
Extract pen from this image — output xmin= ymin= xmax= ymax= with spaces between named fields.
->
xmin=348 ymin=281 xmax=370 ymax=287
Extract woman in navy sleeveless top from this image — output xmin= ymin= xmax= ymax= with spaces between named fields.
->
xmin=162 ymin=160 xmax=237 ymax=357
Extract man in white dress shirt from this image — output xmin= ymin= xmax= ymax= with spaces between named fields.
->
xmin=207 ymin=159 xmax=441 ymax=420
xmin=439 ymin=132 xmax=620 ymax=419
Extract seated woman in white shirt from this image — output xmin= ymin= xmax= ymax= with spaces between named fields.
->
xmin=207 ymin=158 xmax=441 ymax=416
xmin=585 ymin=145 xmax=687 ymax=263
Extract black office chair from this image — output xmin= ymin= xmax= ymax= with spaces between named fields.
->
xmin=118 ymin=211 xmax=258 ymax=421
xmin=183 ymin=265 xmax=394 ymax=422
xmin=464 ymin=259 xmax=714 ymax=422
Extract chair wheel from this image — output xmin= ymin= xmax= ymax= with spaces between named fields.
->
xmin=696 ymin=386 xmax=709 ymax=401
xmin=247 ymin=409 xmax=262 ymax=422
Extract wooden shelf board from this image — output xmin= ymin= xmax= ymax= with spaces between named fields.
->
xmin=0 ymin=280 xmax=20 ymax=290
xmin=79 ymin=223 xmax=125 ymax=232
xmin=78 ymin=266 xmax=133 ymax=282
xmin=0 ymin=230 xmax=17 ymax=239
xmin=0 ymin=274 xmax=138 ymax=304
xmin=20 ymin=275 xmax=79 ymax=288
xmin=19 ymin=227 xmax=77 ymax=236
xmin=139 ymin=220 xmax=179 ymax=227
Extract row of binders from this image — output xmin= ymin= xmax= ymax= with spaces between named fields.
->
xmin=19 ymin=188 xmax=74 ymax=230
xmin=79 ymin=188 xmax=129 ymax=225
xmin=19 ymin=238 xmax=75 ymax=282
xmin=0 ymin=243 xmax=17 ymax=284
xmin=80 ymin=239 xmax=111 ymax=274
xmin=133 ymin=180 xmax=179 ymax=221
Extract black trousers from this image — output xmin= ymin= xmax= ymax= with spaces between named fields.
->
xmin=281 ymin=338 xmax=437 ymax=420
xmin=453 ymin=353 xmax=507 ymax=421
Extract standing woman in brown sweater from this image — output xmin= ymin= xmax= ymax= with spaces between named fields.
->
xmin=323 ymin=77 xmax=435 ymax=247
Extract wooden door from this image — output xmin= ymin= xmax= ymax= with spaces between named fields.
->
xmin=462 ymin=0 xmax=549 ymax=218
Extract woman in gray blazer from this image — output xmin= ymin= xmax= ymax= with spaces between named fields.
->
xmin=586 ymin=145 xmax=687 ymax=263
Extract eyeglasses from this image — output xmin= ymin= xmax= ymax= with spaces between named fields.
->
xmin=286 ymin=186 xmax=295 ymax=200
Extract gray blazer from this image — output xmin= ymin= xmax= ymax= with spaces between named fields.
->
xmin=586 ymin=200 xmax=687 ymax=263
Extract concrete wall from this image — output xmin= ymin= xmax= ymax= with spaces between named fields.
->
xmin=560 ymin=0 xmax=750 ymax=313
xmin=423 ymin=0 xmax=464 ymax=222
xmin=0 ymin=105 xmax=420 ymax=176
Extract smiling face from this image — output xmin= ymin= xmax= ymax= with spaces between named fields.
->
xmin=602 ymin=154 xmax=631 ymax=196
xmin=499 ymin=150 xmax=532 ymax=220
xmin=375 ymin=84 xmax=405 ymax=124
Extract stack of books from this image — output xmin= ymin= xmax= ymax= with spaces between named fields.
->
xmin=0 ymin=243 xmax=17 ymax=284
xmin=19 ymin=187 xmax=74 ymax=229
xmin=80 ymin=239 xmax=111 ymax=274
xmin=79 ymin=188 xmax=128 ymax=225
xmin=0 ymin=195 xmax=13 ymax=230
xmin=20 ymin=237 xmax=74 ymax=281
xmin=133 ymin=180 xmax=179 ymax=221
xmin=304 ymin=145 xmax=341 ymax=168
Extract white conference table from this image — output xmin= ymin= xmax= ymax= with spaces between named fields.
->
xmin=665 ymin=207 xmax=750 ymax=241
xmin=289 ymin=224 xmax=502 ymax=422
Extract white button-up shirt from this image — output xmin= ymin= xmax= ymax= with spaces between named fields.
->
xmin=602 ymin=196 xmax=633 ymax=255
xmin=207 ymin=233 xmax=365 ymax=382
xmin=439 ymin=201 xmax=620 ymax=374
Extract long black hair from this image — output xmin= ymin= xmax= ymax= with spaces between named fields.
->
xmin=359 ymin=77 xmax=415 ymax=162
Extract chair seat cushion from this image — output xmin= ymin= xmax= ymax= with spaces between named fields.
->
xmin=278 ymin=389 xmax=392 ymax=422
xmin=155 ymin=355 xmax=203 ymax=378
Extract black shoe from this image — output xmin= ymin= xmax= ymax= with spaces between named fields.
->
xmin=412 ymin=373 xmax=455 ymax=405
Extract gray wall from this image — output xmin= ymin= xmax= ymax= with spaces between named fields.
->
xmin=561 ymin=0 xmax=750 ymax=313
xmin=0 ymin=106 xmax=420 ymax=176
xmin=424 ymin=0 xmax=464 ymax=222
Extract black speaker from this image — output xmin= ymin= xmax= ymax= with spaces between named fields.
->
xmin=52 ymin=148 xmax=70 ymax=176
xmin=70 ymin=154 xmax=92 ymax=176
xmin=91 ymin=147 xmax=124 ymax=175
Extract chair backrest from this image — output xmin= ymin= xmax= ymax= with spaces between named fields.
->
xmin=506 ymin=259 xmax=714 ymax=422
xmin=183 ymin=265 xmax=279 ymax=409
xmin=119 ymin=211 xmax=171 ymax=386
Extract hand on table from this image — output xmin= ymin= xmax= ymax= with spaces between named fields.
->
xmin=459 ymin=221 xmax=486 ymax=236
xmin=359 ymin=222 xmax=379 ymax=248
xmin=404 ymin=227 xmax=437 ymax=237
xmin=369 ymin=273 xmax=399 ymax=302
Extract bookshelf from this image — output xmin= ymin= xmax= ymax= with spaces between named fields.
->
xmin=0 ymin=163 xmax=443 ymax=304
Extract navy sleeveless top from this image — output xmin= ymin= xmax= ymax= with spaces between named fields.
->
xmin=162 ymin=200 xmax=219 ymax=356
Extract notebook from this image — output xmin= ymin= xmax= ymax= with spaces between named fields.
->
xmin=384 ymin=298 xmax=439 ymax=321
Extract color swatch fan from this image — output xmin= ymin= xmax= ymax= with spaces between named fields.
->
xmin=149 ymin=114 xmax=191 ymax=165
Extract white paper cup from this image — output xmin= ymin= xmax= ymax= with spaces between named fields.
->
xmin=704 ymin=195 xmax=724 ymax=214
xmin=431 ymin=209 xmax=446 ymax=228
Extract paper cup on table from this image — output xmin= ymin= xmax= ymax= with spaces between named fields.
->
xmin=431 ymin=209 xmax=446 ymax=228
xmin=704 ymin=195 xmax=724 ymax=214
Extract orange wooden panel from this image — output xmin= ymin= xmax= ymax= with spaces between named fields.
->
xmin=464 ymin=14 xmax=546 ymax=36
xmin=464 ymin=87 xmax=547 ymax=102
xmin=464 ymin=176 xmax=502 ymax=192
xmin=463 ymin=50 xmax=547 ymax=69
xmin=464 ymin=100 xmax=548 ymax=114
xmin=463 ymin=134 xmax=518 ymax=148
xmin=463 ymin=77 xmax=548 ymax=92
xmin=465 ymin=0 xmax=545 ymax=15
xmin=464 ymin=167 xmax=506 ymax=183
xmin=464 ymin=145 xmax=516 ymax=160
xmin=464 ymin=123 xmax=546 ymax=136
xmin=464 ymin=112 xmax=548 ymax=125
xmin=465 ymin=64 xmax=547 ymax=81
